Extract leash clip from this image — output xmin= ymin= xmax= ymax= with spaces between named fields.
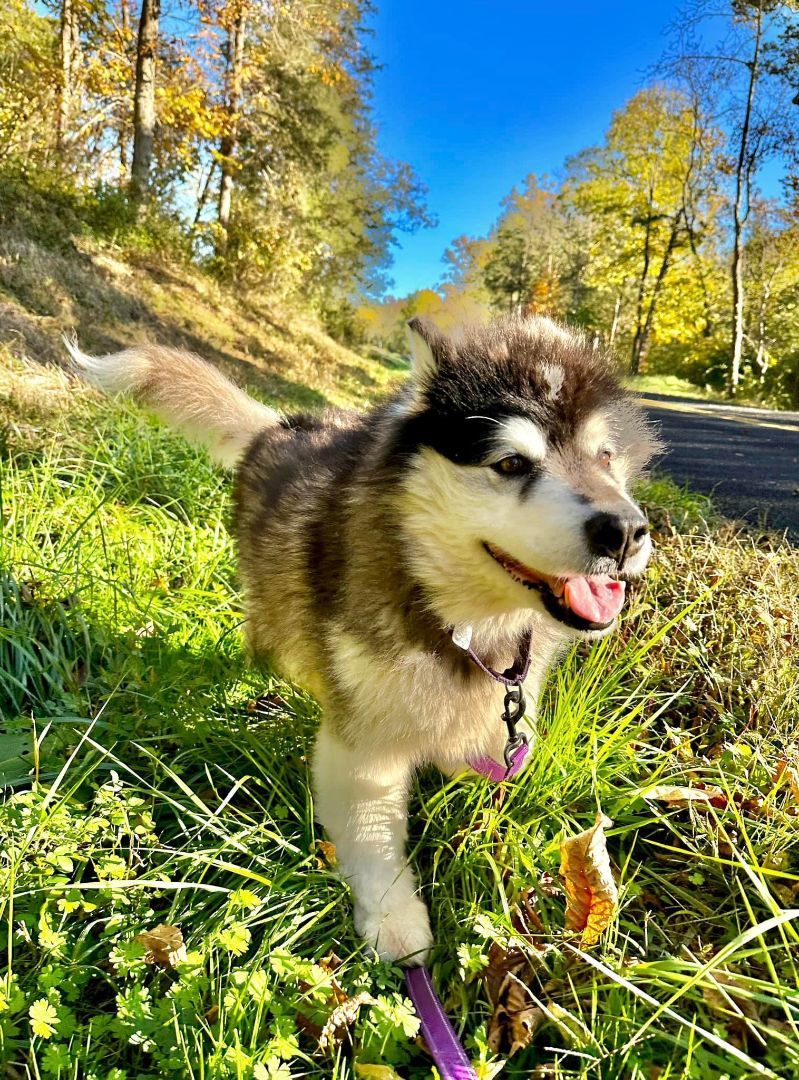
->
xmin=501 ymin=686 xmax=528 ymax=769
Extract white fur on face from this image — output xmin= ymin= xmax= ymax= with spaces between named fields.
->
xmin=399 ymin=450 xmax=594 ymax=630
xmin=540 ymin=363 xmax=564 ymax=400
xmin=577 ymin=411 xmax=615 ymax=458
xmin=399 ymin=441 xmax=652 ymax=633
xmin=493 ymin=416 xmax=548 ymax=462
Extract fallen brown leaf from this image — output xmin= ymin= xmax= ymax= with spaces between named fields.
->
xmin=315 ymin=840 xmax=338 ymax=869
xmin=559 ymin=813 xmax=618 ymax=946
xmin=702 ymin=969 xmax=759 ymax=1021
xmin=134 ymin=924 xmax=187 ymax=968
xmin=645 ymin=784 xmax=728 ymax=809
xmin=486 ymin=965 xmax=544 ymax=1057
xmin=483 ymin=942 xmax=530 ymax=1007
xmin=318 ymin=991 xmax=376 ymax=1052
xmin=483 ymin=939 xmax=551 ymax=1058
xmin=319 ymin=953 xmax=347 ymax=1004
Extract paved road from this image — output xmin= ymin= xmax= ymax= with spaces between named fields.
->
xmin=640 ymin=393 xmax=799 ymax=540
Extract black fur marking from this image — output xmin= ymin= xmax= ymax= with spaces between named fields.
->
xmin=394 ymin=407 xmax=521 ymax=466
xmin=387 ymin=319 xmax=630 ymax=471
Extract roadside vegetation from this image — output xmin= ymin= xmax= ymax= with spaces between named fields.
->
xmin=623 ymin=374 xmax=799 ymax=410
xmin=2 ymin=341 xmax=798 ymax=1079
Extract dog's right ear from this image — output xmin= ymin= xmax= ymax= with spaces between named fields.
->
xmin=406 ymin=317 xmax=446 ymax=384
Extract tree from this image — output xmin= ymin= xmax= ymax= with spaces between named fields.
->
xmin=479 ymin=176 xmax=567 ymax=315
xmin=566 ymin=87 xmax=722 ymax=374
xmin=0 ymin=0 xmax=58 ymax=164
xmin=743 ymin=200 xmax=799 ymax=388
xmin=130 ymin=0 xmax=161 ymax=199
xmin=57 ymin=0 xmax=81 ymax=153
xmin=204 ymin=0 xmax=430 ymax=304
xmin=216 ymin=0 xmax=249 ymax=251
xmin=664 ymin=0 xmax=797 ymax=395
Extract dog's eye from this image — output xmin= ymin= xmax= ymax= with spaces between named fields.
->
xmin=598 ymin=449 xmax=613 ymax=470
xmin=492 ymin=454 xmax=532 ymax=477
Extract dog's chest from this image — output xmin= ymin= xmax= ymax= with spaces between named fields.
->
xmin=328 ymin=629 xmax=528 ymax=762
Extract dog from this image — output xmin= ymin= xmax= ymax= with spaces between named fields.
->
xmin=67 ymin=314 xmax=659 ymax=965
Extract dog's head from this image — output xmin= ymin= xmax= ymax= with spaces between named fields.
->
xmin=392 ymin=314 xmax=661 ymax=639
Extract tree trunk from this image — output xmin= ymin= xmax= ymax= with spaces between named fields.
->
xmin=194 ymin=160 xmax=217 ymax=226
xmin=118 ymin=0 xmax=131 ymax=179
xmin=130 ymin=0 xmax=161 ymax=201
xmin=636 ymin=212 xmax=683 ymax=369
xmin=217 ymin=7 xmax=247 ymax=254
xmin=629 ymin=185 xmax=655 ymax=376
xmin=608 ymin=294 xmax=621 ymax=348
xmin=729 ymin=3 xmax=763 ymax=397
xmin=57 ymin=0 xmax=81 ymax=154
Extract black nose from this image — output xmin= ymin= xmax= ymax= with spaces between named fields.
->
xmin=585 ymin=511 xmax=649 ymax=564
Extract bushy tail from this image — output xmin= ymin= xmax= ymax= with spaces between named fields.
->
xmin=65 ymin=337 xmax=280 ymax=467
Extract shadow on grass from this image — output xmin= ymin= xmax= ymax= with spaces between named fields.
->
xmin=0 ymin=568 xmax=319 ymax=790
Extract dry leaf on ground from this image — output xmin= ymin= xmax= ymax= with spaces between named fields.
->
xmin=559 ymin=813 xmax=618 ymax=946
xmin=318 ymin=991 xmax=376 ymax=1052
xmin=134 ymin=924 xmax=187 ymax=967
xmin=645 ymin=784 xmax=728 ymax=809
xmin=484 ymin=942 xmax=548 ymax=1058
xmin=702 ymin=969 xmax=759 ymax=1021
xmin=354 ymin=1065 xmax=404 ymax=1079
xmin=315 ymin=839 xmax=338 ymax=869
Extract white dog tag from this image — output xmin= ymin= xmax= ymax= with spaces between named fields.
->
xmin=451 ymin=623 xmax=473 ymax=651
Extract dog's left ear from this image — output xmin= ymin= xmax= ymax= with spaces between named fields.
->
xmin=406 ymin=317 xmax=447 ymax=384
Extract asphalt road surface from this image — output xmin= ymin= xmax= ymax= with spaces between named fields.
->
xmin=640 ymin=393 xmax=799 ymax=541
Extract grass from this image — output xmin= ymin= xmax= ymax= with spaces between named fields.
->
xmin=1 ymin=349 xmax=799 ymax=1079
xmin=626 ymin=374 xmax=725 ymax=403
xmin=0 ymin=209 xmax=402 ymax=414
xmin=627 ymin=373 xmax=795 ymax=412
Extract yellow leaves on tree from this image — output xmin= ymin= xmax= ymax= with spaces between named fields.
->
xmin=559 ymin=813 xmax=618 ymax=947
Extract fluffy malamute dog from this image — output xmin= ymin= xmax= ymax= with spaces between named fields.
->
xmin=68 ymin=315 xmax=658 ymax=964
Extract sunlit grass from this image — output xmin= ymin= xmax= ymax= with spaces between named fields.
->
xmin=1 ymin=355 xmax=798 ymax=1077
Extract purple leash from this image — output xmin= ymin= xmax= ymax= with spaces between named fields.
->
xmin=405 ymin=967 xmax=478 ymax=1080
xmin=404 ymin=628 xmax=534 ymax=1077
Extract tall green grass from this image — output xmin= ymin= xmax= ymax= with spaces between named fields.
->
xmin=2 ymin=361 xmax=798 ymax=1078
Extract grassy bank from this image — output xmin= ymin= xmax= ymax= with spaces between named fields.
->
xmin=1 ymin=348 xmax=799 ymax=1079
xmin=626 ymin=372 xmax=797 ymax=412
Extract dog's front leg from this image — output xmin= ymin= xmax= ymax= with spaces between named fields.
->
xmin=313 ymin=723 xmax=432 ymax=965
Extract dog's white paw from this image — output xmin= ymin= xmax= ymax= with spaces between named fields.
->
xmin=355 ymin=894 xmax=432 ymax=965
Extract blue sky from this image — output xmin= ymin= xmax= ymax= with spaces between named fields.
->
xmin=368 ymin=1 xmax=696 ymax=297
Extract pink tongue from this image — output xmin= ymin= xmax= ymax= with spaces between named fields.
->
xmin=563 ymin=575 xmax=626 ymax=624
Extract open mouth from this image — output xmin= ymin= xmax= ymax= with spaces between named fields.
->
xmin=483 ymin=542 xmax=626 ymax=632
